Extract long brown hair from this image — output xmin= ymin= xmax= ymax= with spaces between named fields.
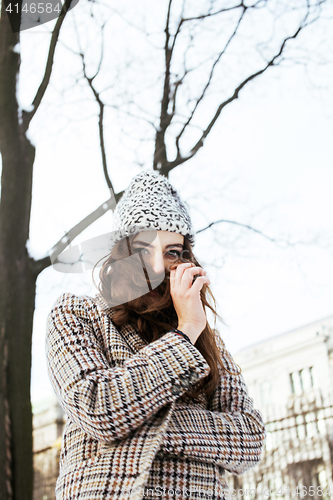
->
xmin=95 ymin=233 xmax=238 ymax=398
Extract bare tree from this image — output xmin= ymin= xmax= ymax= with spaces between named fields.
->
xmin=0 ymin=4 xmax=80 ymax=499
xmin=0 ymin=0 xmax=331 ymax=498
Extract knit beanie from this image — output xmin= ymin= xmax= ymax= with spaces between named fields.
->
xmin=110 ymin=170 xmax=195 ymax=251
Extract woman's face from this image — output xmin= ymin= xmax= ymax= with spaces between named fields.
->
xmin=132 ymin=230 xmax=185 ymax=299
xmin=132 ymin=230 xmax=185 ymax=276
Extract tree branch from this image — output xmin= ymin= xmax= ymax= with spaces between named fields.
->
xmin=92 ymin=21 xmax=106 ymax=80
xmin=170 ymin=75 xmax=185 ymax=118
xmin=196 ymin=218 xmax=312 ymax=248
xmin=157 ymin=4 xmax=314 ymax=177
xmin=104 ymin=102 xmax=157 ymax=130
xmin=169 ymin=0 xmax=186 ymax=55
xmin=76 ymin=17 xmax=116 ymax=199
xmin=153 ymin=0 xmax=174 ymax=170
xmin=173 ymin=23 xmax=306 ymax=171
xmin=30 ymin=192 xmax=124 ymax=276
xmin=181 ymin=1 xmax=256 ymax=22
xmin=175 ymin=6 xmax=247 ymax=156
xmin=157 ymin=1 xmax=321 ymax=178
xmin=22 ymin=0 xmax=74 ymax=131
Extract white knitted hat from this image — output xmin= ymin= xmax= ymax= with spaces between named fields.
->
xmin=110 ymin=170 xmax=195 ymax=250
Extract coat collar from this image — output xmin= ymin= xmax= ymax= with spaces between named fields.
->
xmin=93 ymin=293 xmax=148 ymax=355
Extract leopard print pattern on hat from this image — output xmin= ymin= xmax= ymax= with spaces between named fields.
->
xmin=110 ymin=171 xmax=195 ymax=250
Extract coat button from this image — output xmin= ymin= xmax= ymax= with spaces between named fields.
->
xmin=179 ymin=375 xmax=190 ymax=389
xmin=189 ymin=371 xmax=199 ymax=383
xmin=171 ymin=384 xmax=181 ymax=396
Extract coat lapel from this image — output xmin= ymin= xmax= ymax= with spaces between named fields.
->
xmin=92 ymin=293 xmax=175 ymax=500
xmin=93 ymin=293 xmax=148 ymax=365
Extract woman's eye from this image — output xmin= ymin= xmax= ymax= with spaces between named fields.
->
xmin=133 ymin=248 xmax=149 ymax=255
xmin=166 ymin=250 xmax=181 ymax=259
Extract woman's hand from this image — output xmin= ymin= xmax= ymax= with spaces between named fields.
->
xmin=170 ymin=262 xmax=211 ymax=345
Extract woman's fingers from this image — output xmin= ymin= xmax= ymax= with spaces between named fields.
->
xmin=170 ymin=262 xmax=192 ymax=288
xmin=191 ymin=275 xmax=211 ymax=293
xmin=169 ymin=263 xmax=210 ymax=342
xmin=170 ymin=262 xmax=208 ymax=290
xmin=180 ymin=266 xmax=207 ymax=288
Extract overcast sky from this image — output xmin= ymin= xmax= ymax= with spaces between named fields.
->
xmin=15 ymin=2 xmax=333 ymax=404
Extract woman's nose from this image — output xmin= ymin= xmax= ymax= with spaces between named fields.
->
xmin=150 ymin=251 xmax=165 ymax=275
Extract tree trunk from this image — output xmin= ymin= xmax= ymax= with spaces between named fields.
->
xmin=0 ymin=5 xmax=37 ymax=500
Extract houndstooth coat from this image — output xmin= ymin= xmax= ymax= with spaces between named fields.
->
xmin=46 ymin=293 xmax=266 ymax=500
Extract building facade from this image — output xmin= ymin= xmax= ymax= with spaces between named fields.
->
xmin=33 ymin=397 xmax=65 ymax=500
xmin=228 ymin=315 xmax=333 ymax=500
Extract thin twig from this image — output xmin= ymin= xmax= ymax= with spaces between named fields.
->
xmin=76 ymin=23 xmax=116 ymax=198
xmin=181 ymin=1 xmax=246 ymax=22
xmin=175 ymin=7 xmax=247 ymax=155
xmin=22 ymin=0 xmax=74 ymax=130
xmin=179 ymin=26 xmax=306 ymax=169
xmin=197 ymin=218 xmax=312 ymax=248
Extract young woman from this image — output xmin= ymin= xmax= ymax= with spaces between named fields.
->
xmin=46 ymin=170 xmax=266 ymax=500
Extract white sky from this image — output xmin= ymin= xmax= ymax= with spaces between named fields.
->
xmin=15 ymin=2 xmax=333 ymax=404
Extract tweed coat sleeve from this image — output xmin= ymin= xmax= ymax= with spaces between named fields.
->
xmin=159 ymin=333 xmax=266 ymax=475
xmin=46 ymin=293 xmax=210 ymax=444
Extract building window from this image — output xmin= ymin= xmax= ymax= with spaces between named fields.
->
xmin=296 ymin=415 xmax=306 ymax=439
xmin=290 ymin=367 xmax=314 ymax=395
xmin=260 ymin=380 xmax=272 ymax=406
xmin=305 ymin=412 xmax=316 ymax=438
xmin=300 ymin=367 xmax=314 ymax=391
xmin=290 ymin=371 xmax=302 ymax=395
xmin=317 ymin=410 xmax=326 ymax=435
